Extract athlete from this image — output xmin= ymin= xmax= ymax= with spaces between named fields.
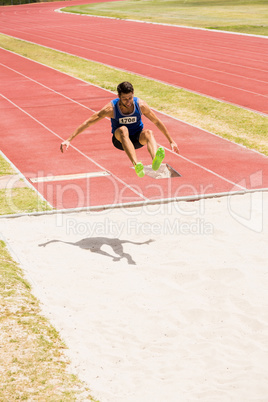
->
xmin=60 ymin=81 xmax=179 ymax=177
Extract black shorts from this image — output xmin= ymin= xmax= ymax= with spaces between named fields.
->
xmin=112 ymin=131 xmax=144 ymax=151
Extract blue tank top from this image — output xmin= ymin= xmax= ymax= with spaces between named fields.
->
xmin=111 ymin=97 xmax=144 ymax=136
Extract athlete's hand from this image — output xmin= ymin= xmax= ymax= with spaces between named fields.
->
xmin=170 ymin=141 xmax=179 ymax=154
xmin=60 ymin=140 xmax=70 ymax=153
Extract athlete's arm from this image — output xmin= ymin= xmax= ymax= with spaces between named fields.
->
xmin=140 ymin=100 xmax=179 ymax=154
xmin=60 ymin=103 xmax=114 ymax=153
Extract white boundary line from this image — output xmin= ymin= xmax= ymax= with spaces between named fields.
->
xmin=30 ymin=171 xmax=110 ymax=183
xmin=0 ymin=149 xmax=53 ymax=208
xmin=0 ymin=61 xmax=98 ymax=112
xmin=55 ymin=9 xmax=268 ymax=40
xmin=156 ymin=108 xmax=268 ymax=159
xmin=1 ymin=187 xmax=268 ymax=219
xmin=0 ymin=5 xmax=266 ymax=39
xmin=160 ymin=143 xmax=246 ymax=190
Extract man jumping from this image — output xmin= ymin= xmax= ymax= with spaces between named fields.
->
xmin=60 ymin=81 xmax=179 ymax=178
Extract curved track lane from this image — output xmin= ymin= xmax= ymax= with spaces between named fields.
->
xmin=1 ymin=0 xmax=268 ymax=115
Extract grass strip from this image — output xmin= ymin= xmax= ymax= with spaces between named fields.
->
xmin=0 ymin=240 xmax=98 ymax=401
xmin=1 ymin=34 xmax=267 ymax=159
xmin=62 ymin=0 xmax=268 ymax=36
xmin=0 ymin=155 xmax=52 ymax=216
xmin=0 ymin=156 xmax=15 ymax=176
xmin=0 ymin=187 xmax=51 ymax=215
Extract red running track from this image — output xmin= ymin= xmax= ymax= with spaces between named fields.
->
xmin=0 ymin=0 xmax=268 ymax=115
xmin=1 ymin=48 xmax=268 ymax=210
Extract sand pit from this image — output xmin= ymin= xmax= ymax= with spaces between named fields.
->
xmin=1 ymin=193 xmax=268 ymax=401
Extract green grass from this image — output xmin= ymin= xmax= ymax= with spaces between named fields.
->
xmin=0 ymin=155 xmax=15 ymax=175
xmin=0 ymin=153 xmax=52 ymax=216
xmin=62 ymin=0 xmax=268 ymax=36
xmin=0 ymin=187 xmax=51 ymax=215
xmin=0 ymin=240 xmax=98 ymax=401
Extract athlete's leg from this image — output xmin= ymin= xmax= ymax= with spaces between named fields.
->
xmin=139 ymin=129 xmax=158 ymax=160
xmin=115 ymin=126 xmax=138 ymax=165
xmin=139 ymin=129 xmax=165 ymax=171
xmin=152 ymin=146 xmax=165 ymax=171
xmin=114 ymin=126 xmax=145 ymax=177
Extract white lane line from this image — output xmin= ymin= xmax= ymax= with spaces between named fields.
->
xmin=7 ymin=24 xmax=268 ymax=84
xmin=30 ymin=171 xmax=110 ymax=183
xmin=0 ymin=148 xmax=53 ymax=208
xmin=56 ymin=10 xmax=268 ymax=41
xmin=160 ymin=144 xmax=247 ymax=191
xmin=0 ymin=62 xmax=95 ymax=112
xmin=50 ymin=27 xmax=268 ymax=73
xmin=4 ymin=11 xmax=268 ymax=57
xmin=1 ymin=38 xmax=267 ymax=117
xmin=2 ymin=28 xmax=268 ymax=99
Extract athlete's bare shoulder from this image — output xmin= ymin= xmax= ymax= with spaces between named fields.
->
xmin=98 ymin=102 xmax=114 ymax=118
xmin=138 ymin=98 xmax=151 ymax=113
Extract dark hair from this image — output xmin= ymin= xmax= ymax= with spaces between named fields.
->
xmin=117 ymin=82 xmax=134 ymax=96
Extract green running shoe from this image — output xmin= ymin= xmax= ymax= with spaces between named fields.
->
xmin=152 ymin=147 xmax=165 ymax=171
xmin=135 ymin=162 xmax=145 ymax=178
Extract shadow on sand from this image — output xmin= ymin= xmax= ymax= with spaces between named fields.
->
xmin=39 ymin=237 xmax=154 ymax=266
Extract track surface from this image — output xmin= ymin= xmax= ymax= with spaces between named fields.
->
xmin=1 ymin=48 xmax=268 ymax=210
xmin=1 ymin=0 xmax=268 ymax=115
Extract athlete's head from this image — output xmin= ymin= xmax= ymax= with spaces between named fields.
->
xmin=117 ymin=82 xmax=134 ymax=109
xmin=117 ymin=82 xmax=134 ymax=96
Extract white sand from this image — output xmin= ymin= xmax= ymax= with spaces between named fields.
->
xmin=1 ymin=193 xmax=268 ymax=402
